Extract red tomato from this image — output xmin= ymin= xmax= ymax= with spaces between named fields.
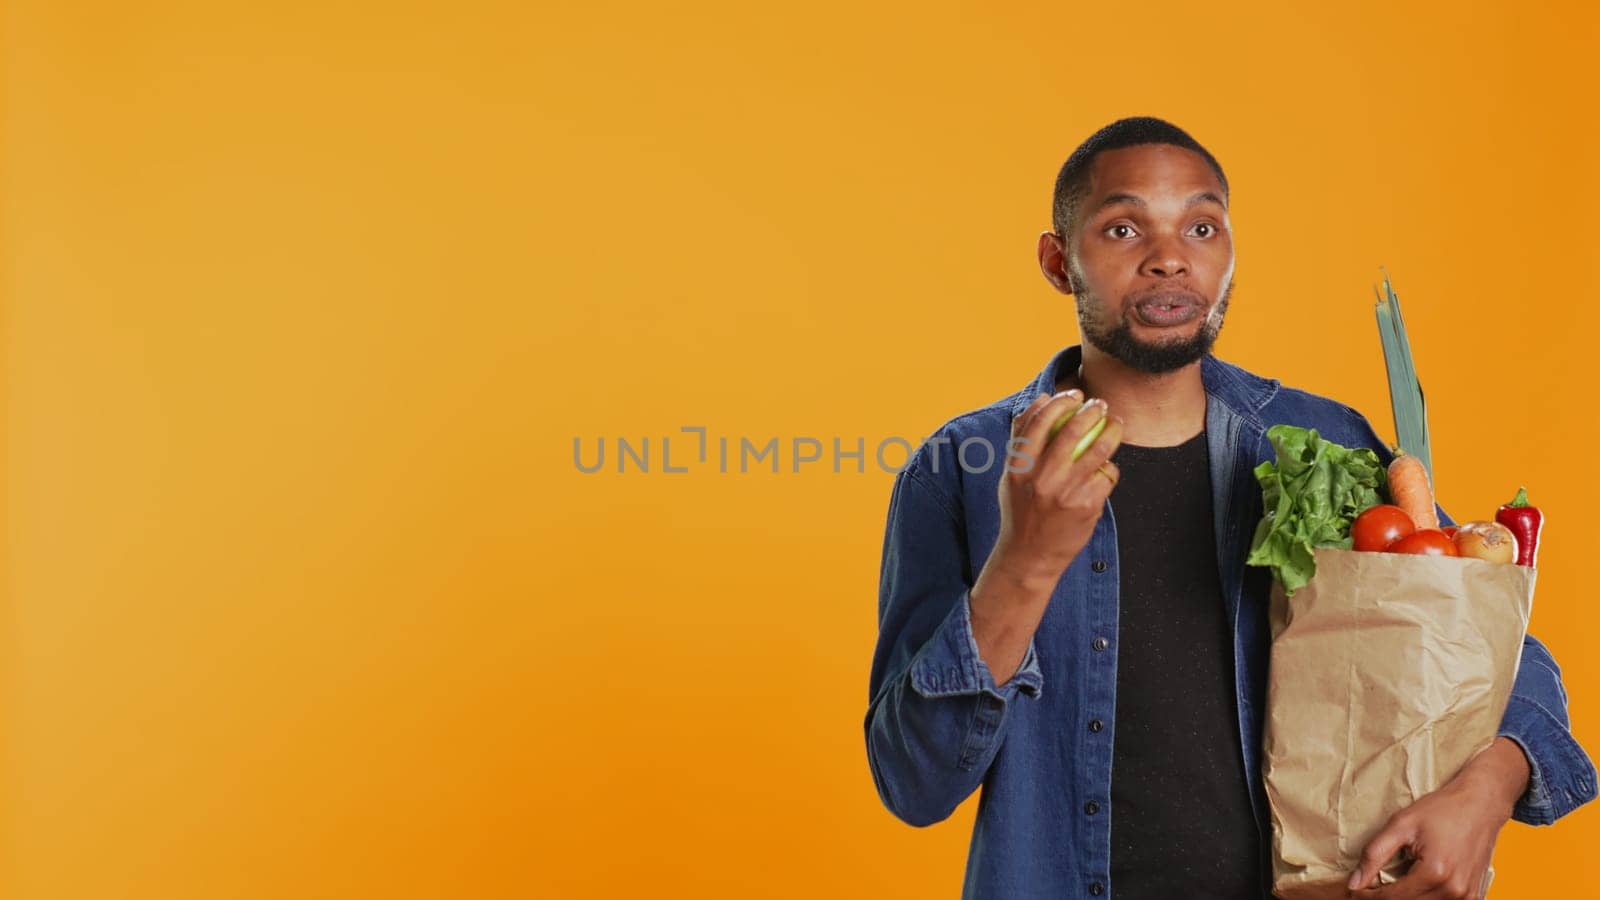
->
xmin=1388 ymin=529 xmax=1459 ymax=557
xmin=1441 ymin=525 xmax=1459 ymax=539
xmin=1351 ymin=505 xmax=1416 ymax=552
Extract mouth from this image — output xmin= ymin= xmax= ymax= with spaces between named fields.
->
xmin=1130 ymin=292 xmax=1204 ymax=327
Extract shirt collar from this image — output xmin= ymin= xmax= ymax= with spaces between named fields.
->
xmin=1009 ymin=344 xmax=1278 ymax=425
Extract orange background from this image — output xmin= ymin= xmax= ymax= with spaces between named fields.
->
xmin=3 ymin=1 xmax=1598 ymax=897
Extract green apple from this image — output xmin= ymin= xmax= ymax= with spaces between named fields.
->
xmin=1048 ymin=408 xmax=1108 ymax=461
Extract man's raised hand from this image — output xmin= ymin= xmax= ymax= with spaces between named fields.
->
xmin=990 ymin=390 xmax=1124 ymax=590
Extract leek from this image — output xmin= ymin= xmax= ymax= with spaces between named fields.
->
xmin=1373 ymin=270 xmax=1431 ymax=480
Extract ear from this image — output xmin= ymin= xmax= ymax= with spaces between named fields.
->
xmin=1037 ymin=231 xmax=1076 ymax=295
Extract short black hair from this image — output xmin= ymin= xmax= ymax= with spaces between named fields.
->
xmin=1051 ymin=116 xmax=1229 ymax=240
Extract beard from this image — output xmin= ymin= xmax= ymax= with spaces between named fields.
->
xmin=1073 ymin=273 xmax=1234 ymax=375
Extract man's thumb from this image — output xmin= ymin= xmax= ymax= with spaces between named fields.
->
xmin=1348 ymin=821 xmax=1411 ymax=890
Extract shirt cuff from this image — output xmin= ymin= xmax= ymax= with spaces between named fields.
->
xmin=908 ymin=588 xmax=1043 ymax=702
xmin=1497 ymin=694 xmax=1600 ymax=825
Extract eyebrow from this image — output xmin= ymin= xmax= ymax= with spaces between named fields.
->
xmin=1094 ymin=191 xmax=1227 ymax=212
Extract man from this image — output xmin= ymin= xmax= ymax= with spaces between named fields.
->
xmin=864 ymin=117 xmax=1596 ymax=899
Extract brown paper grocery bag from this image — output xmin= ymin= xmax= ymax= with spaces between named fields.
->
xmin=1263 ymin=547 xmax=1535 ymax=899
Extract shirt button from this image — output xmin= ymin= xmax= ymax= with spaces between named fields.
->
xmin=1091 ymin=559 xmax=1108 ymax=573
xmin=1092 ymin=637 xmax=1108 ymax=651
xmin=1089 ymin=882 xmax=1105 ymax=896
xmin=1084 ymin=801 xmax=1099 ymax=815
xmin=1088 ymin=718 xmax=1103 ymax=733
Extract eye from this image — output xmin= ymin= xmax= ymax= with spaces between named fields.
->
xmin=1189 ymin=222 xmax=1217 ymax=238
xmin=1105 ymin=224 xmax=1137 ymax=239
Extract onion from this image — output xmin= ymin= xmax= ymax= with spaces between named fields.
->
xmin=1453 ymin=521 xmax=1519 ymax=564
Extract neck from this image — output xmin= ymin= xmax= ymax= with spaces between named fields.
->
xmin=1055 ymin=344 xmax=1207 ymax=447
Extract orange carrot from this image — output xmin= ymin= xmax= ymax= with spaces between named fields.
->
xmin=1387 ymin=451 xmax=1438 ymax=532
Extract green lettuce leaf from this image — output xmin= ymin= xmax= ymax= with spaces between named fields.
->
xmin=1245 ymin=424 xmax=1386 ymax=595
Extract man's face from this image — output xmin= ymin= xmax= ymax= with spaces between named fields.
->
xmin=1045 ymin=143 xmax=1236 ymax=373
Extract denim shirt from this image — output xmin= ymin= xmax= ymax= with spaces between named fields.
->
xmin=864 ymin=345 xmax=1598 ymax=900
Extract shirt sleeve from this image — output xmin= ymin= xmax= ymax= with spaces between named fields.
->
xmin=864 ymin=462 xmax=1043 ymax=827
xmin=1496 ymin=635 xmax=1600 ymax=824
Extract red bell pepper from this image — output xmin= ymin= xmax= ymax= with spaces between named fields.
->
xmin=1495 ymin=487 xmax=1543 ymax=567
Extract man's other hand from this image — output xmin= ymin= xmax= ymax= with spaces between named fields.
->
xmin=1347 ymin=737 xmax=1531 ymax=899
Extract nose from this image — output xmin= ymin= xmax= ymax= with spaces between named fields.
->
xmin=1140 ymin=236 xmax=1189 ymax=279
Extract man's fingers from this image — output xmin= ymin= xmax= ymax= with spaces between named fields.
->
xmin=1077 ymin=459 xmax=1118 ymax=506
xmin=1096 ymin=460 xmax=1120 ymax=489
xmin=1365 ymin=857 xmax=1450 ymax=900
xmin=1073 ymin=415 xmax=1124 ymax=472
xmin=1014 ymin=391 xmax=1085 ymax=472
xmin=1350 ymin=820 xmax=1414 ymax=891
xmin=1006 ymin=395 xmax=1055 ymax=475
xmin=1020 ymin=390 xmax=1084 ymax=446
xmin=1011 ymin=392 xmax=1052 ymax=438
xmin=1364 ymin=879 xmax=1426 ymax=900
xmin=1035 ymin=399 xmax=1107 ymax=470
xmin=1035 ymin=411 xmax=1120 ymax=497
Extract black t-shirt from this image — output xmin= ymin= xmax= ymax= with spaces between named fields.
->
xmin=1107 ymin=431 xmax=1265 ymax=899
